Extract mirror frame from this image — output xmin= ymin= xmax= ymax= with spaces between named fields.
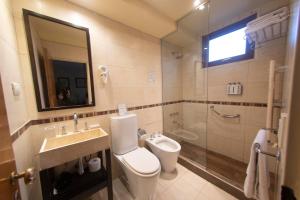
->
xmin=23 ymin=9 xmax=95 ymax=112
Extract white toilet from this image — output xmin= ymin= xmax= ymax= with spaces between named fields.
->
xmin=146 ymin=134 xmax=181 ymax=173
xmin=110 ymin=114 xmax=161 ymax=200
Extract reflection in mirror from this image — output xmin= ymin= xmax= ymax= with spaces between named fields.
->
xmin=23 ymin=10 xmax=95 ymax=111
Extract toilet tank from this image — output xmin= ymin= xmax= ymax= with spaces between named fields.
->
xmin=110 ymin=114 xmax=138 ymax=155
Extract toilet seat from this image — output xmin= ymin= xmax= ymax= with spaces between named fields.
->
xmin=122 ymin=148 xmax=160 ymax=175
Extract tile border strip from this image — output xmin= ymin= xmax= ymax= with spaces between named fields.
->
xmin=182 ymin=100 xmax=267 ymax=107
xmin=10 ymin=100 xmax=267 ymax=143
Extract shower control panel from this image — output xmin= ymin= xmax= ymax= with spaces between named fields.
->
xmin=226 ymin=82 xmax=243 ymax=95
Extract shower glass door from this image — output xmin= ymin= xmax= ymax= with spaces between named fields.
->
xmin=161 ymin=3 xmax=210 ymax=169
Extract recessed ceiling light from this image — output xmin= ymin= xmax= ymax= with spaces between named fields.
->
xmin=197 ymin=3 xmax=205 ymax=10
xmin=193 ymin=0 xmax=201 ymax=7
xmin=193 ymin=0 xmax=207 ymax=10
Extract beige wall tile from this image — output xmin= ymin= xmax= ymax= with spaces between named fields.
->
xmin=162 ymin=42 xmax=182 ymax=102
xmin=0 ymin=0 xmax=29 ymax=134
xmin=207 ymin=62 xmax=249 ymax=87
xmin=182 ymin=103 xmax=207 ymax=128
xmin=207 ymin=105 xmax=245 ymax=161
xmin=244 ymin=107 xmax=267 ymax=127
xmin=163 ymin=103 xmax=182 ymax=133
xmin=244 ymin=81 xmax=269 ymax=103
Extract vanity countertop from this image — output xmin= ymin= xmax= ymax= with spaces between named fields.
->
xmin=38 ymin=128 xmax=109 ymax=170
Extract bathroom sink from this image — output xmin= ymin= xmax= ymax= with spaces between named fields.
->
xmin=38 ymin=128 xmax=109 ymax=170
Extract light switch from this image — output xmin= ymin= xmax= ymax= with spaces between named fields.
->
xmin=11 ymin=82 xmax=21 ymax=96
xmin=148 ymin=71 xmax=156 ymax=83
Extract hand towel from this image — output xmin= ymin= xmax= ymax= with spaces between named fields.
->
xmin=244 ymin=129 xmax=270 ymax=200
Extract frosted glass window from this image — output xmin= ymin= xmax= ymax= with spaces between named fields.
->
xmin=208 ymin=28 xmax=246 ymax=62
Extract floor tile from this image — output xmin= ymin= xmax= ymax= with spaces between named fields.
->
xmin=159 ymin=179 xmax=201 ymax=200
xmin=200 ymin=182 xmax=238 ymax=200
xmin=89 ymin=164 xmax=237 ymax=200
xmin=180 ymin=170 xmax=209 ymax=191
xmin=158 ymin=164 xmax=187 ymax=190
xmin=112 ymin=179 xmax=133 ymax=200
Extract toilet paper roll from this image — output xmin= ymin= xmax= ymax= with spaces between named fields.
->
xmin=88 ymin=157 xmax=101 ymax=172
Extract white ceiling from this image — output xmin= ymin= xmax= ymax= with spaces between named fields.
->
xmin=68 ymin=0 xmax=187 ymax=38
xmin=68 ymin=0 xmax=289 ymax=40
xmin=165 ymin=0 xmax=289 ymax=47
xmin=141 ymin=0 xmax=195 ymax=20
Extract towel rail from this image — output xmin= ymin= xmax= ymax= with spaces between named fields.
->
xmin=210 ymin=105 xmax=240 ymax=119
xmin=255 ymin=143 xmax=280 ymax=161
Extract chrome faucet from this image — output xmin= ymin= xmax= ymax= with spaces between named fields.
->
xmin=74 ymin=113 xmax=78 ymax=132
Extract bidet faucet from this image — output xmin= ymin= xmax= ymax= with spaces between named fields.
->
xmin=74 ymin=113 xmax=78 ymax=132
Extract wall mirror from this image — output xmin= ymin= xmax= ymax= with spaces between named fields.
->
xmin=23 ymin=9 xmax=95 ymax=112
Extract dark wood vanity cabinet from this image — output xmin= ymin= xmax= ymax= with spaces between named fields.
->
xmin=39 ymin=149 xmax=113 ymax=200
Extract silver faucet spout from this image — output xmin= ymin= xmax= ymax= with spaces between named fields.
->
xmin=74 ymin=113 xmax=78 ymax=132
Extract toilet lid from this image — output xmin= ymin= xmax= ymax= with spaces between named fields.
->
xmin=122 ymin=148 xmax=160 ymax=174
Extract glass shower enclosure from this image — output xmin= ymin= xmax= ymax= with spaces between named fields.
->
xmin=162 ymin=0 xmax=287 ymax=196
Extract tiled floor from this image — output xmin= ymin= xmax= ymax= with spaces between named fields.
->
xmin=91 ymin=164 xmax=238 ymax=200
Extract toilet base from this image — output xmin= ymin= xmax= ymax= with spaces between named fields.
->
xmin=114 ymin=154 xmax=160 ymax=200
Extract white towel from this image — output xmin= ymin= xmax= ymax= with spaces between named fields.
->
xmin=244 ymin=129 xmax=270 ymax=200
xmin=245 ymin=7 xmax=289 ymax=44
xmin=245 ymin=7 xmax=289 ymax=33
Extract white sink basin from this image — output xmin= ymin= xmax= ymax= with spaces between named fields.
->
xmin=39 ymin=128 xmax=109 ymax=170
